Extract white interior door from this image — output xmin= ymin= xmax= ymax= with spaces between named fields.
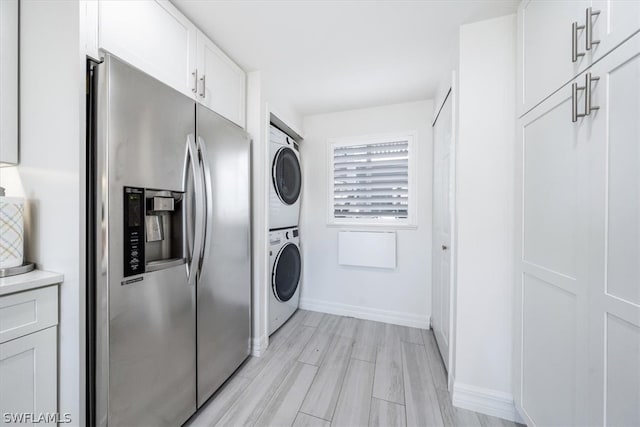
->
xmin=432 ymin=90 xmax=453 ymax=371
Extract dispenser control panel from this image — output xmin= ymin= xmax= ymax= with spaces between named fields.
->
xmin=124 ymin=187 xmax=145 ymax=277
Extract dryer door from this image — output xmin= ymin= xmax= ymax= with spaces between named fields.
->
xmin=272 ymin=147 xmax=301 ymax=205
xmin=272 ymin=242 xmax=301 ymax=302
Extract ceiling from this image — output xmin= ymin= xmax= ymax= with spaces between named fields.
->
xmin=172 ymin=0 xmax=518 ymax=118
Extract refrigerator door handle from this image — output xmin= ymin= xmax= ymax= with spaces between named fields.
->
xmin=185 ymin=134 xmax=205 ymax=286
xmin=196 ymin=136 xmax=213 ymax=274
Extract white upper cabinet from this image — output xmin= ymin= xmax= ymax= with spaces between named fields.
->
xmin=98 ymin=1 xmax=246 ymax=128
xmin=517 ymin=0 xmax=640 ymax=116
xmin=517 ymin=0 xmax=590 ymax=116
xmin=196 ymin=31 xmax=246 ymax=128
xmin=99 ymin=0 xmax=197 ymax=98
xmin=590 ymin=0 xmax=640 ymax=62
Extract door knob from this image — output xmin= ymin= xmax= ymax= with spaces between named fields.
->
xmin=442 ymin=245 xmax=448 ymax=250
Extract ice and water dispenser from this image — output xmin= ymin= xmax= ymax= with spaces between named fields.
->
xmin=123 ymin=186 xmax=185 ymax=277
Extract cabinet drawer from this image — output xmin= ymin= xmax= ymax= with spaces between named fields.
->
xmin=0 ymin=286 xmax=58 ymax=344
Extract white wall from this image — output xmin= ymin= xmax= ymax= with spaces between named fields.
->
xmin=246 ymin=71 xmax=304 ymax=355
xmin=0 ymin=0 xmax=85 ymax=424
xmin=264 ymin=79 xmax=303 ymax=136
xmin=246 ymin=71 xmax=270 ymax=355
xmin=451 ymin=14 xmax=518 ymax=422
xmin=299 ymin=100 xmax=433 ymax=328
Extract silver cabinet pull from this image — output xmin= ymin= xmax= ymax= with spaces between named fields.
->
xmin=572 ymin=81 xmax=586 ymax=122
xmin=585 ymin=72 xmax=600 ymax=115
xmin=199 ymin=74 xmax=206 ymax=99
xmin=572 ymin=21 xmax=586 ymax=62
xmin=586 ymin=7 xmax=601 ymax=51
xmin=192 ymin=70 xmax=198 ymax=94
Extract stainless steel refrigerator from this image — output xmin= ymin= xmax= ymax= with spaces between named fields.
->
xmin=87 ymin=53 xmax=251 ymax=426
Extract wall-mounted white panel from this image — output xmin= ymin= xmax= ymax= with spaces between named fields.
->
xmin=338 ymin=231 xmax=396 ymax=269
xmin=522 ymin=274 xmax=577 ymax=426
xmin=606 ymin=314 xmax=640 ymax=427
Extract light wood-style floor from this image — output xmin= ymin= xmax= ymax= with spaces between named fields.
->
xmin=188 ymin=309 xmax=521 ymax=427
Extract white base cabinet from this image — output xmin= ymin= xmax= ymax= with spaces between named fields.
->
xmin=96 ymin=0 xmax=246 ymax=128
xmin=515 ymin=32 xmax=640 ymax=427
xmin=0 ymin=280 xmax=60 ymax=426
xmin=0 ymin=327 xmax=57 ymax=426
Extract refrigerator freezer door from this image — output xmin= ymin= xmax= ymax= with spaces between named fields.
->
xmin=95 ymin=54 xmax=197 ymax=426
xmin=196 ymin=104 xmax=252 ymax=406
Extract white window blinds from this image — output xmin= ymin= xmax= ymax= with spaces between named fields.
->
xmin=332 ymin=139 xmax=410 ymax=221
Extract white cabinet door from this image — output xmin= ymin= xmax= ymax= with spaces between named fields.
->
xmin=99 ymin=0 xmax=197 ymax=98
xmin=516 ymin=33 xmax=640 ymax=426
xmin=517 ymin=0 xmax=590 ymax=116
xmin=583 ymin=33 xmax=640 ymax=427
xmin=590 ymin=0 xmax=640 ymax=63
xmin=0 ymin=327 xmax=57 ymax=425
xmin=196 ymin=31 xmax=246 ymax=128
xmin=514 ymin=72 xmax=592 ymax=426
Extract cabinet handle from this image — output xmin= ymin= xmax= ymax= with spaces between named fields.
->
xmin=584 ymin=72 xmax=600 ymax=115
xmin=572 ymin=21 xmax=586 ymax=62
xmin=192 ymin=70 xmax=198 ymax=94
xmin=572 ymin=81 xmax=586 ymax=123
xmin=199 ymin=74 xmax=206 ymax=99
xmin=585 ymin=7 xmax=601 ymax=51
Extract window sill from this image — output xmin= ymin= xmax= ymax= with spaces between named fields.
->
xmin=326 ymin=222 xmax=418 ymax=231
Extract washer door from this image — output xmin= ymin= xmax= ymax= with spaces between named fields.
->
xmin=272 ymin=242 xmax=301 ymax=302
xmin=272 ymin=147 xmax=301 ymax=205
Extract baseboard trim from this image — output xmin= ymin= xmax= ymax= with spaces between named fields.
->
xmin=452 ymin=382 xmax=524 ymax=424
xmin=299 ymin=297 xmax=430 ymax=329
xmin=251 ymin=334 xmax=268 ymax=357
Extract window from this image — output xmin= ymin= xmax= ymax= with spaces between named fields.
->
xmin=328 ymin=132 xmax=416 ymax=226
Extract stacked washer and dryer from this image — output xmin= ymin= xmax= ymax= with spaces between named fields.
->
xmin=268 ymin=125 xmax=303 ymax=335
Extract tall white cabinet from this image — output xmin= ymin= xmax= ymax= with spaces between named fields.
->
xmin=515 ymin=2 xmax=640 ymax=425
xmin=94 ymin=0 xmax=246 ymax=128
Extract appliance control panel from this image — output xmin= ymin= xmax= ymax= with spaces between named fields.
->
xmin=124 ymin=187 xmax=145 ymax=277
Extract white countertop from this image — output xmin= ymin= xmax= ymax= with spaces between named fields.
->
xmin=0 ymin=269 xmax=63 ymax=297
